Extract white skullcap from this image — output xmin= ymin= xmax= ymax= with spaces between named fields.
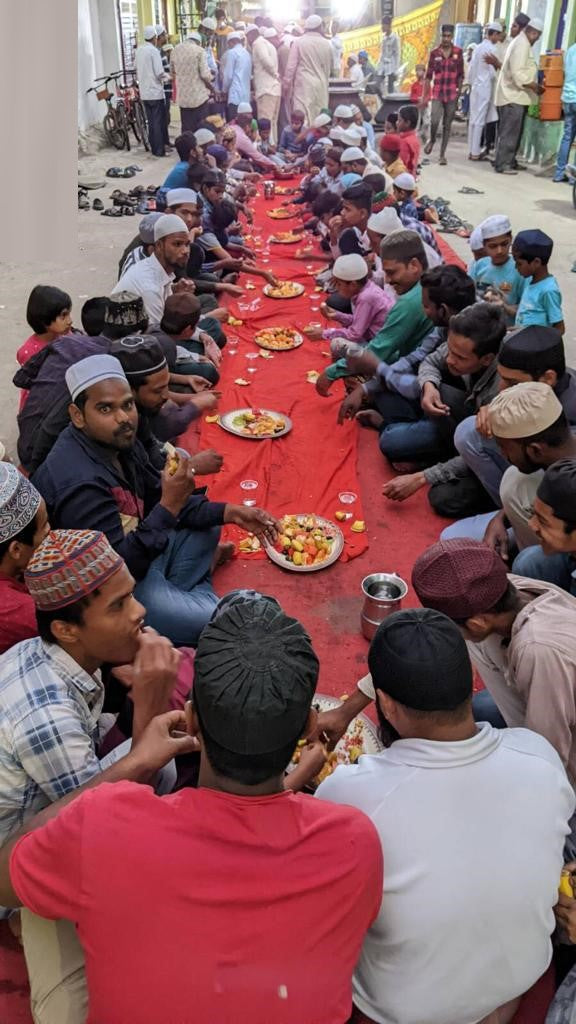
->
xmin=332 ymin=253 xmax=369 ymax=281
xmin=143 ymin=25 xmax=157 ymax=39
xmin=488 ymin=382 xmax=563 ymax=439
xmin=237 ymin=102 xmax=253 ymax=114
xmin=527 ymin=17 xmax=544 ymax=32
xmin=263 ymin=26 xmax=278 ymax=38
xmin=469 ymin=225 xmax=484 ymax=251
xmin=368 ymin=208 xmax=403 ymax=235
xmin=166 ymin=188 xmax=198 ymax=207
xmin=314 ymin=113 xmax=332 ymax=128
xmin=187 ymin=31 xmax=202 ymax=42
xmin=349 ymin=124 xmax=365 ymax=138
xmin=155 ymin=24 xmax=166 ymax=34
xmin=339 ymin=130 xmax=359 ymax=146
xmin=486 ymin=21 xmax=502 ymax=32
xmin=66 ymin=355 xmax=128 ymax=402
xmin=480 ymin=214 xmax=511 ymax=240
xmin=234 ymin=20 xmax=246 ymax=28
xmin=317 ymin=137 xmax=332 ymax=147
xmin=228 ymin=31 xmax=242 ymax=41
xmin=348 ymin=53 xmax=358 ymax=62
xmin=349 ymin=104 xmax=361 ymax=114
xmin=341 ymin=147 xmax=365 ymax=162
xmin=246 ymin=23 xmax=259 ymax=34
xmin=291 ymin=24 xmax=304 ymax=34
xmin=394 ymin=172 xmax=416 ymax=190
xmin=201 ymin=16 xmax=216 ymax=29
xmin=195 ymin=128 xmax=216 ymax=146
xmin=334 ymin=104 xmax=353 ymax=118
xmin=305 ymin=14 xmax=323 ymax=29
xmin=329 ymin=126 xmax=344 ymax=139
xmin=154 ymin=214 xmax=189 ymax=241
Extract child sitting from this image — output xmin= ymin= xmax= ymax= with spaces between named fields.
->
xmin=18 ymin=286 xmax=73 ymax=367
xmin=396 ymin=105 xmax=421 ymax=176
xmin=379 ymin=134 xmax=407 ymax=179
xmin=513 ymin=229 xmax=565 ymax=334
xmin=312 ymin=147 xmax=343 ymax=194
xmin=278 ymin=111 xmax=308 ymax=161
xmin=468 ymin=215 xmax=525 ymax=324
xmin=307 ymin=253 xmax=395 ymax=358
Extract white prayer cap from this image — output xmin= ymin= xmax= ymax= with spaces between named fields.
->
xmin=305 ymin=14 xmax=323 ymax=29
xmin=195 ymin=128 xmax=216 ymax=146
xmin=349 ymin=104 xmax=361 ymax=114
xmin=485 ymin=21 xmax=503 ymax=32
xmin=166 ymin=188 xmax=199 ymax=207
xmin=480 ymin=214 xmax=511 ymax=240
xmin=348 ymin=124 xmax=365 ymax=138
xmin=143 ymin=25 xmax=157 ymax=40
xmin=155 ymin=24 xmax=166 ymax=34
xmin=187 ymin=31 xmax=202 ymax=42
xmin=201 ymin=16 xmax=217 ymax=29
xmin=246 ymin=23 xmax=259 ymax=34
xmin=393 ymin=172 xmax=416 ymax=190
xmin=368 ymin=208 xmax=403 ymax=235
xmin=237 ymin=102 xmax=253 ymax=114
xmin=263 ymin=26 xmax=278 ymax=38
xmin=332 ymin=253 xmax=369 ymax=281
xmin=66 ymin=355 xmax=128 ymax=402
xmin=314 ymin=113 xmax=332 ymax=128
xmin=339 ymin=129 xmax=361 ymax=146
xmin=153 ymin=214 xmax=189 ymax=241
xmin=234 ymin=20 xmax=246 ymax=29
xmin=527 ymin=17 xmax=544 ymax=32
xmin=329 ymin=126 xmax=344 ymax=140
xmin=228 ymin=31 xmax=242 ymax=41
xmin=469 ymin=226 xmax=485 ymax=252
xmin=317 ymin=137 xmax=332 ymax=147
xmin=334 ymin=104 xmax=353 ymax=118
xmin=348 ymin=52 xmax=358 ymax=62
xmin=341 ymin=147 xmax=365 ymax=162
xmin=291 ymin=24 xmax=304 ymax=35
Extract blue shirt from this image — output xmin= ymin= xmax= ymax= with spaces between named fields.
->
xmin=516 ymin=275 xmax=564 ymax=328
xmin=562 ymin=43 xmax=576 ymax=104
xmin=279 ymin=127 xmax=308 ymax=155
xmin=469 ymin=255 xmax=525 ymax=323
xmin=222 ymin=43 xmax=252 ymax=105
xmin=162 ymin=161 xmax=190 ymax=189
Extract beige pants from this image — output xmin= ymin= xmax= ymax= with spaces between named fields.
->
xmin=500 ymin=465 xmax=543 ymax=551
xmin=21 ymin=909 xmax=87 ymax=1024
xmin=256 ymin=93 xmax=281 ymax=145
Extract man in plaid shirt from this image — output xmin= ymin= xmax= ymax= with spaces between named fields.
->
xmin=421 ymin=24 xmax=464 ymax=165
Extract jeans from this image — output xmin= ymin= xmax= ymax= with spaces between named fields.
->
xmin=494 ymin=103 xmax=526 ymax=171
xmin=454 ymin=416 xmax=510 ymax=506
xmin=554 ymin=102 xmax=576 ymax=180
xmin=512 ymin=546 xmax=576 ymax=595
xmin=143 ymin=99 xmax=167 ymax=157
xmin=134 ymin=525 xmax=221 ymax=646
xmin=373 ymin=391 xmax=442 ymax=461
xmin=429 ymin=99 xmax=458 ymax=157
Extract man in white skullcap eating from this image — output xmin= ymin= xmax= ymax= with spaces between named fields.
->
xmin=113 ymin=214 xmax=193 ymax=323
xmin=283 ymin=15 xmax=333 ymax=123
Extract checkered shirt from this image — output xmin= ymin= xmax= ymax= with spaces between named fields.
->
xmin=426 ymin=45 xmax=464 ymax=103
xmin=0 ymin=637 xmax=104 ymax=846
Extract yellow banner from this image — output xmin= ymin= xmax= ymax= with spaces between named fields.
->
xmin=341 ymin=0 xmax=444 ymax=89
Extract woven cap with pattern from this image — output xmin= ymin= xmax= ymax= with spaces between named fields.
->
xmin=25 ymin=529 xmax=124 ymax=610
xmin=412 ymin=539 xmax=509 ymax=619
xmin=0 ymin=464 xmax=41 ymax=544
xmin=488 ymin=381 xmax=563 ymax=439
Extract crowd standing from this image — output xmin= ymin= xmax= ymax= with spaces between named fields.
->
xmin=4 ymin=8 xmax=576 ymax=1024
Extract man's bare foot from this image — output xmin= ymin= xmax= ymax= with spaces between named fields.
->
xmin=212 ymin=542 xmax=236 ymax=572
xmin=356 ymin=409 xmax=383 ymax=430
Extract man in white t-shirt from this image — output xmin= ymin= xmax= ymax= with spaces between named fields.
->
xmin=317 ymin=607 xmax=574 ymax=1024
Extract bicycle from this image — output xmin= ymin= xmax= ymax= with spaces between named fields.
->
xmin=86 ymin=72 xmax=130 ymax=150
xmin=116 ymin=70 xmax=150 ymax=152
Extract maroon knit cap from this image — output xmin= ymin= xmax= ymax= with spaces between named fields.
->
xmin=412 ymin=539 xmax=509 ymax=620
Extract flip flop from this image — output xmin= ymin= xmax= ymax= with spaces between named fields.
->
xmin=127 ymin=165 xmax=143 ymax=172
xmin=458 ymin=186 xmax=485 ymax=194
xmin=123 ymin=206 xmax=135 ymax=216
xmin=101 ymin=207 xmax=123 ymax=217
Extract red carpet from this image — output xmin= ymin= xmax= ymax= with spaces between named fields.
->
xmin=0 ymin=196 xmax=553 ymax=1023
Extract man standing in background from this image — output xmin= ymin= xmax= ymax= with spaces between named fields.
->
xmin=421 ymin=24 xmax=464 ymax=166
xmin=467 ymin=23 xmax=502 ymax=160
xmin=135 ymin=26 xmax=169 ymax=157
xmin=553 ymin=39 xmax=576 ymax=182
xmin=222 ymin=31 xmax=252 ymax=122
xmin=253 ymin=28 xmax=282 ymax=144
xmin=283 ymin=16 xmax=332 ymax=124
xmin=155 ymin=26 xmax=172 ymax=150
xmin=170 ymin=32 xmax=213 ymax=134
xmin=377 ymin=15 xmax=401 ymax=95
xmin=331 ymin=20 xmax=344 ymax=78
xmin=493 ymin=18 xmax=544 ymax=175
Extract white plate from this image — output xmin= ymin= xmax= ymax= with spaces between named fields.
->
xmin=254 ymin=329 xmax=303 ymax=351
xmin=264 ymin=514 xmax=344 ymax=572
xmin=219 ymin=408 xmax=292 ymax=440
xmin=263 ymin=283 xmax=305 ymax=298
xmin=286 ymin=692 xmax=383 ymax=784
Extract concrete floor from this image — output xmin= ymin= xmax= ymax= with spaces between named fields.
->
xmin=0 ymin=125 xmax=575 ymax=459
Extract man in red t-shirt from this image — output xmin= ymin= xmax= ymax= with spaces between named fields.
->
xmin=0 ymin=593 xmax=383 ymax=1024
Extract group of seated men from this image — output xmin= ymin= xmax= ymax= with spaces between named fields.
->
xmin=2 ymin=107 xmax=576 ymax=1024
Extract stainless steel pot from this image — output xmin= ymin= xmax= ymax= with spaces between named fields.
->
xmin=360 ymin=572 xmax=408 ymax=640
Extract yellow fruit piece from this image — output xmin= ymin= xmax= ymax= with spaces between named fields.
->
xmin=351 ymin=520 xmax=366 ymax=533
xmin=306 ymin=371 xmax=319 ymax=383
xmin=292 ymin=551 xmax=303 ymax=565
xmin=228 ymin=317 xmax=243 ymax=326
xmin=245 ymin=283 xmax=256 ymax=290
xmin=292 ymin=540 xmax=304 ymax=552
xmin=205 ymin=415 xmax=219 ymax=423
xmin=559 ymin=870 xmax=574 ymax=897
xmin=349 ymin=746 xmax=362 ymax=764
xmin=314 ymin=286 xmax=323 ymax=292
xmin=335 ymin=510 xmax=346 ymax=521
xmin=259 ymin=350 xmax=274 ymax=359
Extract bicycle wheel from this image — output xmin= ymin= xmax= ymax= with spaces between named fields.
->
xmin=115 ymin=102 xmax=131 ymax=151
xmin=103 ymin=110 xmax=128 ymax=150
xmin=134 ymin=101 xmax=150 ymax=151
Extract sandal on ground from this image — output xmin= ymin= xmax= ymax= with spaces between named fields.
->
xmin=78 ymin=191 xmax=90 ymax=210
xmin=101 ymin=207 xmax=123 ymax=217
xmin=92 ymin=198 xmax=104 ymax=210
xmin=458 ymin=185 xmax=485 ymax=194
xmin=123 ymin=206 xmax=135 ymax=216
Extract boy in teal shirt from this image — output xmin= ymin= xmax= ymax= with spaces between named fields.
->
xmin=315 ymin=230 xmax=433 ymax=394
xmin=513 ymin=229 xmax=565 ymax=334
xmin=468 ymin=214 xmax=525 ymax=324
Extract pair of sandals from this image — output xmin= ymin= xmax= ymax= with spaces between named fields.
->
xmin=101 ymin=206 xmax=135 ymax=217
xmin=127 ymin=184 xmax=158 ymax=197
xmin=78 ymin=190 xmax=105 ymax=212
xmin=105 ymin=166 xmax=142 ymax=178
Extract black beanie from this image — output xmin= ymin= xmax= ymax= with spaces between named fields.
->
xmin=537 ymin=459 xmax=576 ymax=523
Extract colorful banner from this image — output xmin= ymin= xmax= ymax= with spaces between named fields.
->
xmin=340 ymin=0 xmax=444 ymax=89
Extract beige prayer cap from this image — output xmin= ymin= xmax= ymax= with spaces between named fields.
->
xmin=488 ymin=382 xmax=563 ymax=439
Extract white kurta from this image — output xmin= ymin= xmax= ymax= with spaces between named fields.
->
xmin=252 ymin=35 xmax=281 ymax=142
xmin=283 ymin=30 xmax=333 ymax=123
xmin=468 ymin=38 xmax=498 ymax=156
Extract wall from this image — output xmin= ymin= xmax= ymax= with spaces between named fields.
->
xmin=78 ymin=0 xmax=122 ymax=132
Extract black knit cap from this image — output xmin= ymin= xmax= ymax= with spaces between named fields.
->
xmin=513 ymin=229 xmax=553 ymax=262
xmin=110 ymin=335 xmax=167 ymax=379
xmin=193 ymin=595 xmax=319 ymax=754
xmin=537 ymin=459 xmax=576 ymax=523
xmin=368 ymin=608 xmax=473 ymax=711
xmin=514 ymin=13 xmax=530 ymax=27
xmin=498 ymin=325 xmax=565 ymax=375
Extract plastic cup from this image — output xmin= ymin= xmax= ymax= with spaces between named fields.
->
xmin=240 ymin=480 xmax=259 ymax=506
xmin=338 ymin=491 xmax=357 ymax=505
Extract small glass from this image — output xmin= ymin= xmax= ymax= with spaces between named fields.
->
xmin=338 ymin=491 xmax=357 ymax=505
xmin=240 ymin=480 xmax=259 ymax=506
xmin=245 ymin=351 xmax=259 ymax=361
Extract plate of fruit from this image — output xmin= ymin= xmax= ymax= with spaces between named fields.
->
xmin=267 ymin=208 xmax=295 ymax=219
xmin=265 ymin=514 xmax=344 ymax=572
xmin=219 ymin=408 xmax=292 ymax=439
xmin=269 ymin=231 xmax=301 ymax=243
xmin=254 ymin=327 xmax=303 ymax=351
xmin=286 ymin=693 xmax=383 ymax=787
xmin=263 ymin=281 xmax=305 ymax=298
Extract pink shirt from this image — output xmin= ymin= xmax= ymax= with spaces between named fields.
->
xmin=232 ymin=123 xmax=277 ymax=170
xmin=16 ymin=334 xmax=50 ymax=410
xmin=323 ymin=279 xmax=396 ymax=345
xmin=11 ymin=782 xmax=382 ymax=1024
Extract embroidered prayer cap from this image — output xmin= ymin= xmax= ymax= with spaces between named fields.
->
xmin=194 ymin=594 xmax=319 ymax=754
xmin=393 ymin=172 xmax=416 ymax=191
xmin=480 ymin=214 xmax=511 ymax=240
xmin=368 ymin=608 xmax=473 ymax=711
xmin=350 ymin=104 xmax=361 ymax=114
xmin=488 ymin=381 xmax=563 ymax=439
xmin=469 ymin=225 xmax=484 ymax=252
xmin=109 ymin=335 xmax=167 ymax=381
xmin=380 ymin=132 xmax=402 ymax=153
xmin=537 ymin=460 xmax=576 ymax=522
xmin=368 ymin=208 xmax=403 ymax=234
xmin=237 ymin=101 xmax=253 ymax=113
xmin=412 ymin=539 xmax=509 ymax=620
xmin=153 ymin=214 xmax=189 ymax=241
xmin=195 ymin=128 xmax=215 ymax=147
xmin=25 ymin=530 xmax=124 ymax=611
xmin=0 ymin=465 xmax=42 ymax=545
xmin=66 ymin=354 xmax=128 ymax=403
xmin=341 ymin=147 xmax=365 ymax=163
xmin=314 ymin=113 xmax=332 ymax=128
xmin=104 ymin=292 xmax=147 ymax=329
xmin=332 ymin=253 xmax=369 ymax=281
xmin=348 ymin=53 xmax=358 ymax=62
xmin=527 ymin=18 xmax=544 ymax=32
xmin=138 ymin=213 xmax=163 ymax=244
xmin=143 ymin=25 xmax=157 ymax=40
xmin=234 ymin=20 xmax=246 ymax=29
xmin=305 ymin=14 xmax=323 ymax=30
xmin=513 ymin=228 xmax=553 ymax=261
xmin=329 ymin=126 xmax=344 ymax=140
xmin=498 ymin=325 xmax=565 ymax=374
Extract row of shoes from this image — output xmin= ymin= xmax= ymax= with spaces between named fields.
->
xmin=109 ymin=189 xmax=157 ymax=214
